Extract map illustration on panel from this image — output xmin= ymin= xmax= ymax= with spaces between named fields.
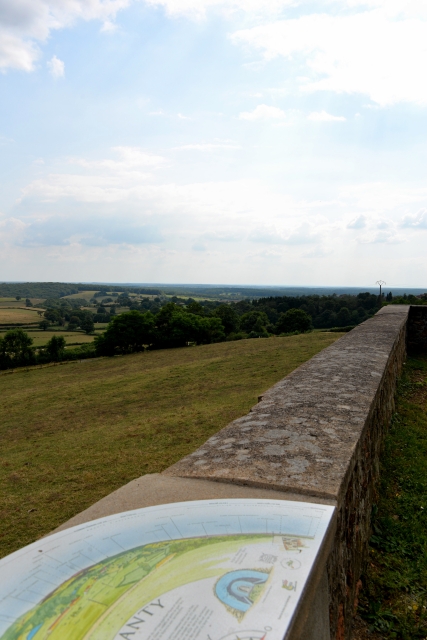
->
xmin=0 ymin=499 xmax=334 ymax=640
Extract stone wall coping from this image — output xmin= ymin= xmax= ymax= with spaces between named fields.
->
xmin=163 ymin=306 xmax=410 ymax=501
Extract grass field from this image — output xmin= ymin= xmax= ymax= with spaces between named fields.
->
xmin=0 ymin=308 xmax=43 ymax=324
xmin=0 ymin=332 xmax=342 ymax=558
xmin=1 ymin=326 xmax=103 ymax=347
xmin=10 ymin=331 xmax=95 ymax=347
xmin=62 ymin=291 xmax=137 ymax=301
xmin=0 ymin=299 xmax=45 ymax=308
xmin=356 ymin=355 xmax=427 ymax=639
xmin=62 ymin=290 xmax=98 ymax=300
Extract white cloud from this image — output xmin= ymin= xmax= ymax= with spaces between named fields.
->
xmin=148 ymin=109 xmax=190 ymax=119
xmin=143 ymin=0 xmax=295 ymax=19
xmin=176 ymin=142 xmax=240 ymax=150
xmin=249 ymin=222 xmax=319 ymax=245
xmin=20 ymin=147 xmax=167 ymax=203
xmin=358 ymin=229 xmax=404 ymax=244
xmin=239 ymin=104 xmax=286 ymax=121
xmin=344 ymin=1 xmax=427 ymax=20
xmin=76 ymin=146 xmax=167 ymax=170
xmin=0 ymin=216 xmax=28 ymax=243
xmin=347 ymin=214 xmax=367 ymax=229
xmin=308 ymin=111 xmax=346 ymax=122
xmin=47 ymin=54 xmax=64 ymax=78
xmin=100 ymin=20 xmax=118 ymax=33
xmin=0 ymin=32 xmax=38 ymax=72
xmin=143 ymin=0 xmax=427 ymax=20
xmin=201 ymin=231 xmax=241 ymax=241
xmin=0 ymin=213 xmax=163 ymax=247
xmin=13 ymin=146 xmax=427 ymax=284
xmin=337 ymin=182 xmax=427 ymax=212
xmin=376 ymin=219 xmax=391 ymax=230
xmin=401 ymin=208 xmax=427 ymax=228
xmin=0 ymin=0 xmax=131 ymax=71
xmin=232 ymin=8 xmax=427 ymax=106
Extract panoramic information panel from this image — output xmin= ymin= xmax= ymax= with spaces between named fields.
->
xmin=0 ymin=499 xmax=334 ymax=640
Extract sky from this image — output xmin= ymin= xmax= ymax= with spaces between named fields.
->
xmin=0 ymin=0 xmax=427 ymax=287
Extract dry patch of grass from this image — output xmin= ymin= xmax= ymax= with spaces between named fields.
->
xmin=0 ymin=332 xmax=342 ymax=558
xmin=62 ymin=291 xmax=98 ymax=300
xmin=0 ymin=308 xmax=42 ymax=324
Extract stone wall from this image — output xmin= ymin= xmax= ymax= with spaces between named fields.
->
xmin=164 ymin=305 xmax=414 ymax=639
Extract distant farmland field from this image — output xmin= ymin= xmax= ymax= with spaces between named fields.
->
xmin=62 ymin=291 xmax=98 ymax=300
xmin=0 ymin=308 xmax=42 ymax=324
xmin=12 ymin=331 xmax=96 ymax=347
xmin=0 ymin=299 xmax=45 ymax=308
xmin=0 ymin=331 xmax=343 ymax=558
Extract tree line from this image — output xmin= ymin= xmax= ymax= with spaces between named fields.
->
xmin=0 ymin=302 xmax=313 ymax=369
xmin=3 ymin=291 xmax=424 ymax=370
xmin=96 ymin=291 xmax=382 ymax=332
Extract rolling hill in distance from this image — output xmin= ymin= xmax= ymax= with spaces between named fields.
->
xmin=1 ymin=282 xmax=426 ymax=300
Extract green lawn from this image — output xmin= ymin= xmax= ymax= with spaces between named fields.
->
xmin=358 ymin=355 xmax=427 ymax=639
xmin=0 ymin=332 xmax=341 ymax=558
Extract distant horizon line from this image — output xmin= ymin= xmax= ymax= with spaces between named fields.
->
xmin=1 ymin=281 xmax=426 ymax=291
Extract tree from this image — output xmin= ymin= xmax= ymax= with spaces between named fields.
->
xmin=239 ymin=311 xmax=269 ymax=336
xmin=95 ymin=310 xmax=156 ymax=356
xmin=44 ymin=308 xmax=63 ymax=324
xmin=313 ymin=310 xmax=336 ymax=329
xmin=336 ymin=307 xmax=351 ymax=327
xmin=214 ymin=304 xmax=240 ymax=335
xmin=80 ymin=314 xmax=95 ymax=334
xmin=276 ymin=309 xmax=312 ymax=333
xmin=68 ymin=315 xmax=80 ymax=330
xmin=39 ymin=319 xmax=50 ymax=331
xmin=0 ymin=329 xmax=36 ymax=369
xmin=153 ymin=303 xmax=224 ymax=348
xmin=25 ymin=298 xmax=33 ymax=307
xmin=186 ymin=301 xmax=205 ymax=316
xmin=45 ymin=335 xmax=66 ymax=362
xmin=117 ymin=294 xmax=131 ymax=307
xmin=196 ymin=316 xmax=225 ymax=344
xmin=15 ymin=296 xmax=21 ymax=301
